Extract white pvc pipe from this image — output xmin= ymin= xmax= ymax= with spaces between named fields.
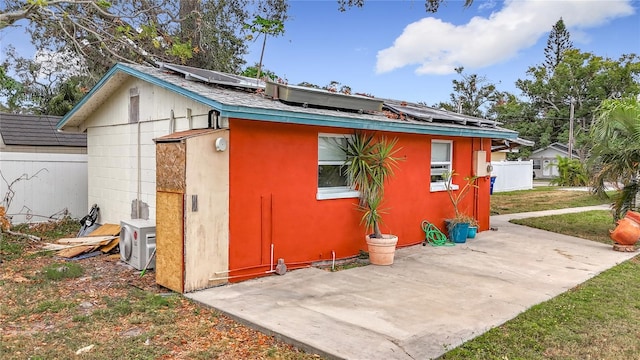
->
xmin=332 ymin=251 xmax=336 ymax=271
xmin=210 ymin=243 xmax=276 ymax=281
xmin=136 ymin=121 xmax=141 ymax=218
xmin=270 ymin=243 xmax=274 ymax=272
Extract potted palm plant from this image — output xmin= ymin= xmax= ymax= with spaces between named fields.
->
xmin=343 ymin=132 xmax=402 ymax=265
xmin=442 ymin=170 xmax=478 ymax=243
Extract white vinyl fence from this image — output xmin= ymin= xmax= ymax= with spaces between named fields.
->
xmin=1 ymin=152 xmax=88 ymax=224
xmin=490 ymin=160 xmax=533 ymax=193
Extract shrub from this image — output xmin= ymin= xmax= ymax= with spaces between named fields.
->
xmin=550 ymin=156 xmax=588 ymax=186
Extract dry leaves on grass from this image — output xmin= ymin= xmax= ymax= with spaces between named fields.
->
xmin=1 ymin=232 xmax=321 ymax=360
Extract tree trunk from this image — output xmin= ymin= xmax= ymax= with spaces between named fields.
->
xmin=179 ymin=0 xmax=201 ymax=57
xmin=373 ymin=221 xmax=382 ymax=238
xmin=257 ymin=33 xmax=267 ymax=80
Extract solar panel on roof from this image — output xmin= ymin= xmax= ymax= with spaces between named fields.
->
xmin=383 ymin=100 xmax=498 ymax=128
xmin=158 ymin=62 xmax=265 ymax=89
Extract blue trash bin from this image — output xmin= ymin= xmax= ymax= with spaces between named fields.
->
xmin=490 ymin=176 xmax=497 ymax=195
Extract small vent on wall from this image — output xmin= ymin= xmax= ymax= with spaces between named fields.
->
xmin=129 ymin=87 xmax=139 ymax=124
xmin=191 ymin=194 xmax=198 ymax=212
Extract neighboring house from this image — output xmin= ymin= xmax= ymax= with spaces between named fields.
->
xmin=529 ymin=142 xmax=578 ymax=179
xmin=0 ymin=113 xmax=88 ymax=223
xmin=490 ymin=137 xmax=535 ymax=192
xmin=57 ymin=62 xmax=519 ymax=290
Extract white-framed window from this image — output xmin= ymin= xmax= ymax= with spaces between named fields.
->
xmin=430 ymin=140 xmax=458 ymax=192
xmin=317 ymin=134 xmax=359 ymax=200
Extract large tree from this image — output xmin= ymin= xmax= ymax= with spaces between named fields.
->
xmin=1 ymin=46 xmax=89 ymax=114
xmin=434 ymin=67 xmax=500 ymax=118
xmin=516 ymin=49 xmax=640 ymax=157
xmin=510 ymin=19 xmax=639 ymax=159
xmin=544 ymin=18 xmax=573 ymax=74
xmin=0 ymin=0 xmax=288 ymax=114
xmin=0 ymin=0 xmax=288 ymax=81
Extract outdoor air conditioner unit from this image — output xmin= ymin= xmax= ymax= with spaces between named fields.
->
xmin=120 ymin=219 xmax=156 ymax=271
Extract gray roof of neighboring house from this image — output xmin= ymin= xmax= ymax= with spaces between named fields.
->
xmin=58 ymin=62 xmax=519 ymax=141
xmin=0 ymin=113 xmax=87 ymax=147
xmin=530 ymin=142 xmax=578 ymax=157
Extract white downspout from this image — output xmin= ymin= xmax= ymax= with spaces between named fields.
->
xmin=270 ymin=243 xmax=274 ymax=272
xmin=332 ymin=251 xmax=336 ymax=271
xmin=169 ymin=109 xmax=175 ymax=133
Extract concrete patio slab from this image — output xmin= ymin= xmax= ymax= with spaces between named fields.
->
xmin=186 ymin=205 xmax=636 ymax=360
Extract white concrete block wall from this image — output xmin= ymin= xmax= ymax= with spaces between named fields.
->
xmin=84 ymin=77 xmax=212 ymax=225
xmin=87 ymin=123 xmax=157 ymax=224
xmin=490 ymin=161 xmax=534 ymax=193
xmin=0 ymin=152 xmax=88 ymax=223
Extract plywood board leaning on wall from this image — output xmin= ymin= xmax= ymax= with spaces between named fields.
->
xmin=156 ymin=191 xmax=185 ymax=293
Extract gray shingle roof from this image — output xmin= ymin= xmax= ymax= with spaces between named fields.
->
xmin=0 ymin=113 xmax=87 ymax=147
xmin=59 ymin=62 xmax=519 ymax=141
xmin=530 ymin=142 xmax=578 ymax=157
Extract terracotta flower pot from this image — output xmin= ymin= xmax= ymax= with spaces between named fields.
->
xmin=624 ymin=210 xmax=640 ymax=224
xmin=366 ymin=234 xmax=398 ymax=266
xmin=610 ymin=217 xmax=640 ymax=245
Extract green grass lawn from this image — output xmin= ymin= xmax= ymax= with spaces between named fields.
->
xmin=490 ymin=187 xmax=614 ymax=215
xmin=510 ymin=210 xmax=616 ymax=244
xmin=440 ymin=257 xmax=640 ymax=359
xmin=440 ymin=196 xmax=640 ymax=359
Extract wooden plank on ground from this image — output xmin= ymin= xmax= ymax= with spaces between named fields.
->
xmin=42 ymin=237 xmax=114 ymax=251
xmin=100 ymin=237 xmax=119 ymax=253
xmin=42 ymin=243 xmax=74 ymax=251
xmin=57 ymin=245 xmax=98 ymax=258
xmin=56 ymin=236 xmax=115 ymax=244
xmin=87 ymin=224 xmax=121 ymax=237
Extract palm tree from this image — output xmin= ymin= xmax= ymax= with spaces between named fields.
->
xmin=342 ymin=132 xmax=402 ymax=238
xmin=589 ymin=97 xmax=640 ymax=218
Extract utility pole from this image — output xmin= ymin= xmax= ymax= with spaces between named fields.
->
xmin=568 ymin=97 xmax=575 ymax=159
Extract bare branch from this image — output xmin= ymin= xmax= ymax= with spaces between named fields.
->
xmin=0 ymin=3 xmax=37 ymax=27
xmin=4 ymin=229 xmax=41 ymax=241
xmin=1 ymin=168 xmax=49 ymax=212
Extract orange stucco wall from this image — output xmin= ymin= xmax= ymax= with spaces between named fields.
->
xmin=228 ymin=118 xmax=492 ymax=280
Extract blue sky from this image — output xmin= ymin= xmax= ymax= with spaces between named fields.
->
xmin=245 ymin=0 xmax=640 ymax=105
xmin=1 ymin=0 xmax=638 ymax=106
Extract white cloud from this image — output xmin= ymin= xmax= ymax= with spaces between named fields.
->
xmin=376 ymin=0 xmax=635 ymax=75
